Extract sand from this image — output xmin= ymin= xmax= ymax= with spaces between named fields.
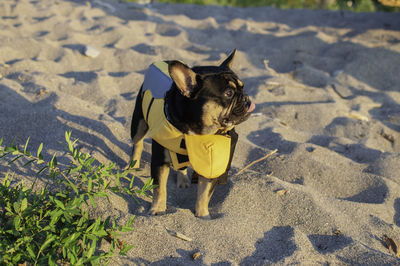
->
xmin=1 ymin=0 xmax=400 ymax=264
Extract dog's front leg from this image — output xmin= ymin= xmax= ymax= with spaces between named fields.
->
xmin=131 ymin=119 xmax=148 ymax=168
xmin=130 ymin=87 xmax=148 ymax=168
xmin=149 ymin=163 xmax=170 ymax=215
xmin=195 ymin=174 xmax=217 ymax=219
xmin=131 ymin=122 xmax=146 ymax=168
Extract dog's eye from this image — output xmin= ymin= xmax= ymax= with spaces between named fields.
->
xmin=224 ymin=89 xmax=234 ymax=98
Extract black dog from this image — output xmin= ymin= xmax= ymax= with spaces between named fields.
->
xmin=130 ymin=50 xmax=254 ymax=219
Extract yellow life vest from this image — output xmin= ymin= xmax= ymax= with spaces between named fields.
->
xmin=141 ymin=61 xmax=232 ymax=179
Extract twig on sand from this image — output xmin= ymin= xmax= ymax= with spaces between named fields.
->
xmin=236 ymin=149 xmax=278 ymax=176
xmin=165 ymin=227 xmax=192 ymax=242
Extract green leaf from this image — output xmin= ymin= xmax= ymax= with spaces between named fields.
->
xmin=72 ymin=138 xmax=79 ymax=150
xmin=36 ymin=165 xmax=48 ymax=175
xmin=147 ymin=177 xmax=155 ymax=187
xmin=88 ymin=177 xmax=93 ymax=192
xmin=93 ymin=228 xmax=107 ymax=237
xmin=88 ymin=194 xmax=96 ymax=207
xmin=104 ymin=180 xmax=111 ymax=190
xmin=56 ymin=192 xmax=67 ymax=198
xmin=39 ymin=235 xmax=56 ymax=254
xmin=2 ymin=174 xmax=10 ymax=187
xmin=24 ymin=137 xmax=30 ymax=153
xmin=119 ymin=226 xmax=135 ymax=233
xmin=13 ymin=201 xmax=21 ymax=213
xmin=85 ymin=157 xmax=95 ymax=167
xmin=62 ymin=245 xmax=67 ymax=259
xmin=0 ymin=151 xmax=10 ymax=159
xmin=73 ymin=148 xmax=78 ymax=158
xmin=12 ymin=253 xmax=22 ymax=264
xmin=104 ymin=216 xmax=111 ymax=226
xmin=26 ymin=245 xmax=36 ymax=259
xmin=64 ymin=232 xmax=81 ymax=246
xmin=4 ymin=146 xmax=16 ymax=152
xmin=8 ymin=154 xmax=23 ymax=164
xmin=13 ymin=216 xmax=21 ymax=229
xmin=86 ymin=240 xmax=96 ymax=258
xmin=128 ymin=159 xmax=137 ymax=169
xmin=95 ymin=192 xmax=108 ymax=198
xmin=54 ymin=199 xmax=65 ymax=210
xmin=120 ymin=244 xmax=134 ymax=255
xmin=23 ymin=159 xmax=36 ymax=167
xmin=50 ymin=209 xmax=63 ymax=226
xmin=49 ymin=153 xmax=57 ymax=168
xmin=37 ymin=143 xmax=43 ymax=157
xmin=66 ymin=131 xmax=74 ymax=153
xmin=63 ymin=179 xmax=78 ymax=194
xmin=86 ymin=217 xmax=101 ymax=233
xmin=126 ymin=215 xmax=135 ymax=227
xmin=65 ymin=131 xmax=71 ymax=143
xmin=68 ymin=165 xmax=82 ymax=175
xmin=21 ymin=198 xmax=28 ymax=212
xmin=48 ymin=254 xmax=56 ymax=266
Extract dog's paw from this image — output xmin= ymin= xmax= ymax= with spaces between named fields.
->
xmin=195 ymin=209 xmax=212 ymax=219
xmin=148 ymin=207 xmax=166 ymax=216
xmin=196 ymin=213 xmax=212 ymax=220
xmin=148 ymin=200 xmax=167 ymax=215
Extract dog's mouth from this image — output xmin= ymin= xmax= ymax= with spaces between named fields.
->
xmin=247 ymin=101 xmax=256 ymax=113
xmin=221 ymin=97 xmax=255 ymax=127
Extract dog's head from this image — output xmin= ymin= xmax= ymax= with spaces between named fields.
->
xmin=168 ymin=50 xmax=255 ymax=135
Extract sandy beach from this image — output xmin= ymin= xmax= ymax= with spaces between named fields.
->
xmin=1 ymin=0 xmax=400 ymax=264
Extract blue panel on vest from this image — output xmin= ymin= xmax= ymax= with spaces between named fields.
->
xmin=143 ymin=64 xmax=173 ymax=99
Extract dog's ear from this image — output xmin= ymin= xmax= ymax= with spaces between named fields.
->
xmin=169 ymin=61 xmax=197 ymax=98
xmin=220 ymin=49 xmax=236 ymax=69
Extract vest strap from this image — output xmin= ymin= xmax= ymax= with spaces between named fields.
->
xmin=145 ymin=97 xmax=155 ymax=123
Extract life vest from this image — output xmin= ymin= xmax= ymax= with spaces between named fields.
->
xmin=141 ymin=61 xmax=232 ymax=179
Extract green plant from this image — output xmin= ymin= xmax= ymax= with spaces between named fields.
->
xmin=0 ymin=132 xmax=155 ymax=265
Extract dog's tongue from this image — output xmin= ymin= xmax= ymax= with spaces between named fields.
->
xmin=247 ymin=101 xmax=256 ymax=113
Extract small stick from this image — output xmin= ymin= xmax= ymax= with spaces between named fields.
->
xmin=165 ymin=227 xmax=192 ymax=242
xmin=236 ymin=149 xmax=278 ymax=176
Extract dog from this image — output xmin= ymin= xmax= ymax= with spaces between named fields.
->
xmin=130 ymin=50 xmax=255 ymax=219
